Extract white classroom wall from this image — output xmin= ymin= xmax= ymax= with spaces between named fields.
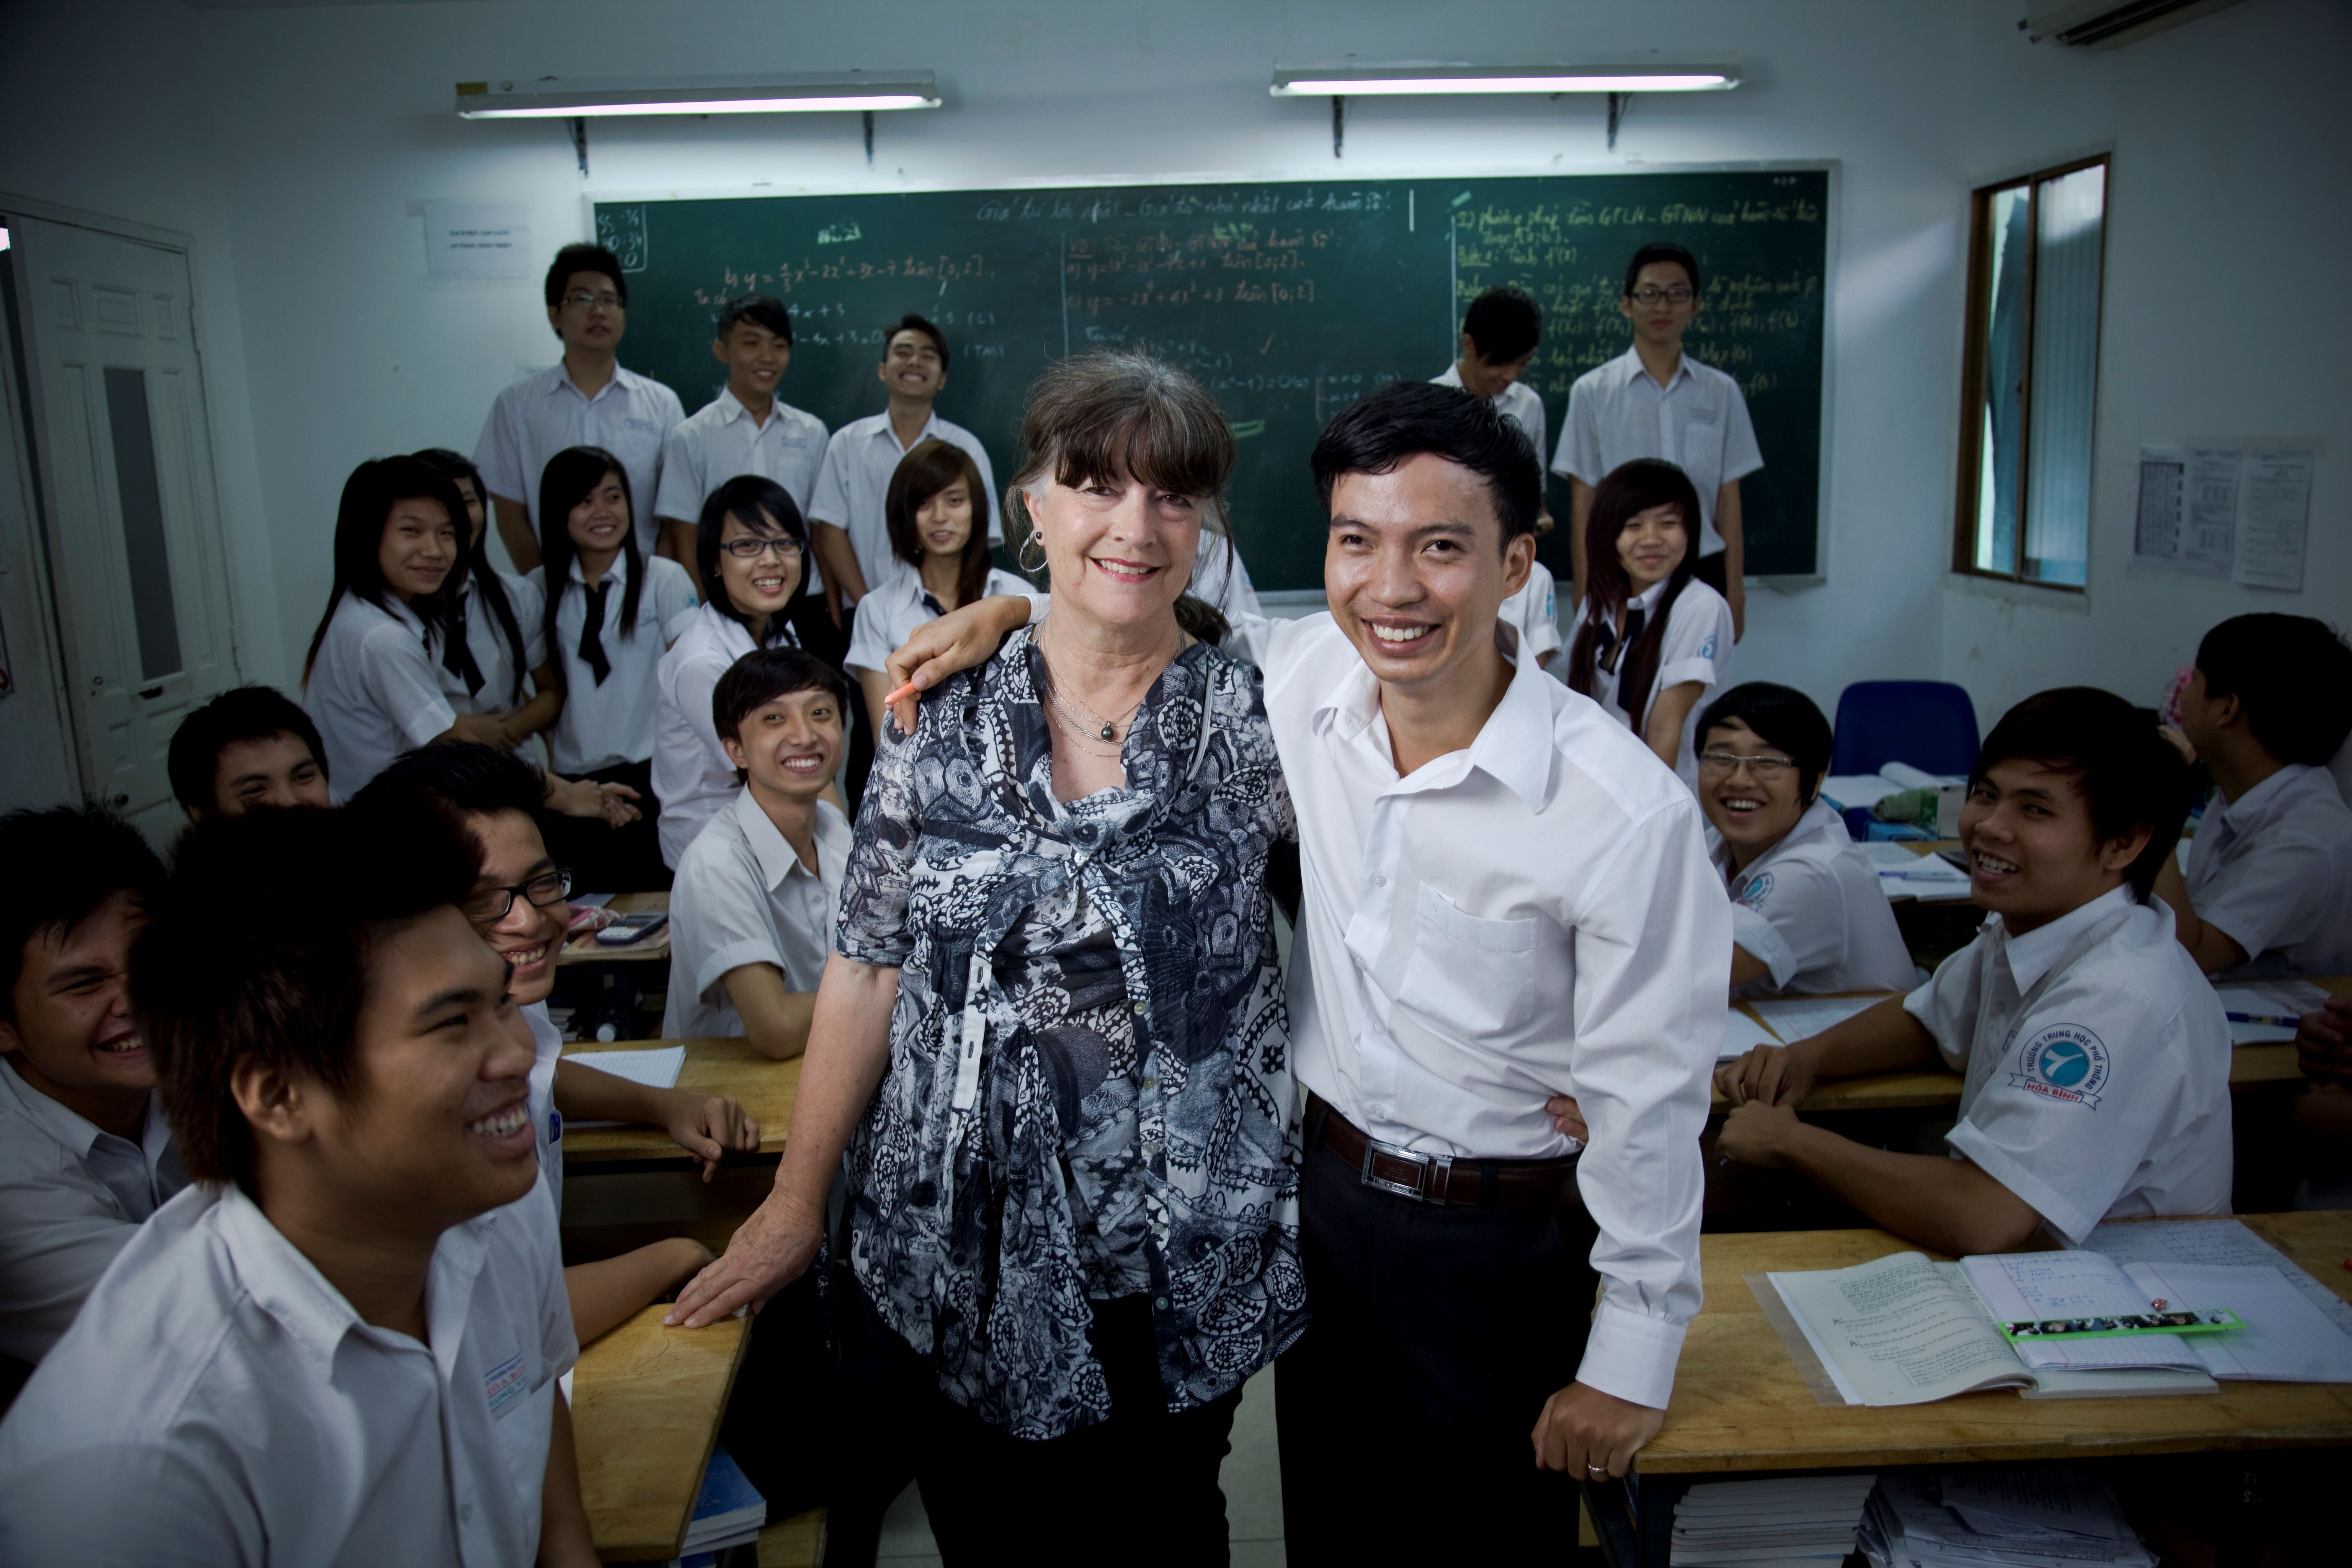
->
xmin=0 ymin=0 xmax=2343 ymax=758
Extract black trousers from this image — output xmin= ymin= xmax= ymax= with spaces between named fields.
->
xmin=1277 ymin=1113 xmax=1600 ymax=1564
xmin=880 ymin=1293 xmax=1243 ymax=1567
xmin=540 ymin=756 xmax=671 ymax=895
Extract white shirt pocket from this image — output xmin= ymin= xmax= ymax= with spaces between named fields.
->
xmin=1397 ymin=885 xmax=1542 ymax=1037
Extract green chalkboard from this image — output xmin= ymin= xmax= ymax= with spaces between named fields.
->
xmin=595 ymin=171 xmax=1828 ymax=592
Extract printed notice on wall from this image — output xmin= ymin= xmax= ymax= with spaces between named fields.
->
xmin=424 ymin=201 xmax=532 ymax=281
xmin=2132 ymin=440 xmax=2318 ymax=591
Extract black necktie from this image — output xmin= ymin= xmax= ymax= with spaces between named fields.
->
xmin=441 ymin=598 xmax=485 ymax=697
xmin=1597 ymin=604 xmax=1646 ymax=675
xmin=578 ymin=580 xmax=612 ymax=686
xmin=921 ymin=591 xmax=948 ymax=618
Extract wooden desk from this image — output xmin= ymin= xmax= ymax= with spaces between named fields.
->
xmin=562 ymin=890 xmax=673 ymax=967
xmin=570 ymin=1303 xmax=750 ymax=1563
xmin=1640 ymin=1211 xmax=2352 ymax=1478
xmin=562 ymin=1038 xmax=801 ymax=1164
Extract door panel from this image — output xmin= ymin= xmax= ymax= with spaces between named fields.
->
xmin=6 ymin=213 xmax=236 ymax=825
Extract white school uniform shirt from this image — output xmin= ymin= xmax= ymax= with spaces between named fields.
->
xmin=664 ymin=791 xmax=852 ymax=1039
xmin=304 ymin=593 xmax=458 ymax=804
xmin=1568 ymin=576 xmax=1733 ymax=788
xmin=844 ymin=566 xmax=1036 ymax=675
xmin=2182 ymin=763 xmax=2352 ymax=977
xmin=1554 ymin=346 xmax=1763 ymax=559
xmin=1219 ymin=607 xmax=1724 ymax=1412
xmin=521 ymin=1001 xmax=565 ymax=1216
xmin=653 ymin=603 xmax=802 ymax=869
xmin=473 ymin=362 xmax=683 ymax=555
xmin=0 ymin=1178 xmax=575 ymax=1567
xmin=0 ymin=1062 xmax=187 ymax=1364
xmin=1434 ymin=361 xmax=1548 ymax=480
xmin=538 ymin=554 xmax=700 ymax=775
xmin=443 ymin=569 xmax=551 ymax=770
xmin=806 ymin=410 xmax=1001 ymax=594
xmin=1186 ymin=531 xmax=1263 ymax=621
xmin=1713 ymin=798 xmax=1917 ymax=997
xmin=1903 ymin=884 xmax=2234 ymax=1247
xmin=653 ymin=388 xmax=829 ymax=527
xmin=1499 ymin=561 xmax=1563 ymax=668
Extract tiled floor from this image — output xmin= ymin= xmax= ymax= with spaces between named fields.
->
xmin=873 ymin=1363 xmax=1284 ymax=1566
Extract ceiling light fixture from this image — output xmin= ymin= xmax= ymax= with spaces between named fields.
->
xmin=1269 ymin=63 xmax=1739 ymax=97
xmin=454 ymin=71 xmax=941 ymax=118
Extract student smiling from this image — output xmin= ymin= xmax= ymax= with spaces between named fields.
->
xmin=167 ymin=685 xmax=332 ymax=820
xmin=1712 ymin=688 xmax=2231 ymax=1256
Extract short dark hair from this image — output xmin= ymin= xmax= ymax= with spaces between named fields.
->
xmin=1462 ymin=286 xmax=1542 ymax=364
xmin=1310 ymin=380 xmax=1541 ymax=546
xmin=134 ymin=798 xmax=477 ymax=1189
xmin=1697 ymin=683 xmax=1835 ymax=803
xmin=1973 ymin=687 xmax=2190 ymax=903
xmin=696 ymin=475 xmax=812 ymax=645
xmin=0 ymin=805 xmax=165 ymax=1025
xmin=2195 ymin=614 xmax=2352 ymax=766
xmin=544 ymin=242 xmax=628 ymax=311
xmin=1624 ymin=241 xmax=1702 ymax=298
xmin=712 ymin=647 xmax=848 ymax=750
xmin=882 ymin=312 xmax=949 ymax=370
xmin=887 ymin=438 xmax=993 ymax=608
xmin=167 ymin=686 xmax=329 ymax=814
xmin=354 ymin=740 xmax=549 ymax=841
xmin=717 ymin=294 xmax=794 ymax=347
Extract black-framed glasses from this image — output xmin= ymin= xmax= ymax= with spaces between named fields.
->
xmin=560 ymin=291 xmax=624 ymax=311
xmin=465 ymin=868 xmax=574 ymax=923
xmin=719 ymin=536 xmax=805 ymax=561
xmin=1629 ymin=285 xmax=1696 ymax=306
xmin=1696 ymin=751 xmax=1796 ymax=779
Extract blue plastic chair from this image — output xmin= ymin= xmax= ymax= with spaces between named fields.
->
xmin=1829 ymin=681 xmax=1981 ymax=781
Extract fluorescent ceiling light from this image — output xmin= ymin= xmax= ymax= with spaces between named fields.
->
xmin=1270 ymin=63 xmax=1738 ymax=96
xmin=455 ymin=72 xmax=939 ymax=118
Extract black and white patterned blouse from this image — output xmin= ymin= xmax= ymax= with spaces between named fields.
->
xmin=836 ymin=627 xmax=1305 ymax=1440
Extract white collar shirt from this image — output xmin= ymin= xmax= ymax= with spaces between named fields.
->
xmin=664 ymin=791 xmax=852 ymax=1039
xmin=844 ymin=566 xmax=1034 ymax=677
xmin=1499 ymin=560 xmax=1563 ymax=667
xmin=1902 ymin=885 xmax=2233 ymax=1246
xmin=805 ymin=410 xmax=1001 ymax=593
xmin=1223 ymin=609 xmax=1725 ymax=1412
xmin=1185 ymin=531 xmax=1263 ymax=621
xmin=0 ymin=1063 xmax=186 ymax=1363
xmin=472 ymin=363 xmax=683 ymax=554
xmin=2182 ymin=763 xmax=2352 ymax=976
xmin=653 ymin=388 xmax=829 ymax=529
xmin=1568 ymin=577 xmax=1734 ymax=787
xmin=521 ymin=1002 xmax=565 ymax=1215
xmin=1434 ymin=362 xmax=1548 ymax=481
xmin=1712 ymin=798 xmax=1916 ymax=997
xmin=0 ymin=1179 xmax=575 ymax=1567
xmin=1553 ymin=346 xmax=1762 ymax=557
xmin=653 ymin=603 xmax=781 ymax=868
xmin=539 ymin=555 xmax=700 ymax=774
xmin=304 ymin=593 xmax=458 ymax=803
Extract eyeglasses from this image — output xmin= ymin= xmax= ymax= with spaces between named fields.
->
xmin=720 ymin=536 xmax=805 ymax=561
xmin=1697 ymin=751 xmax=1796 ymax=779
xmin=464 ymin=867 xmax=574 ymax=923
xmin=1628 ymin=286 xmax=1695 ymax=306
xmin=560 ymin=291 xmax=624 ymax=311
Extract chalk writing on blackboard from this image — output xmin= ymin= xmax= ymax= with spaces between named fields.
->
xmin=594 ymin=205 xmax=649 ymax=273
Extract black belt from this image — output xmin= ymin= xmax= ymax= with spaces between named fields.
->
xmin=1310 ymin=1095 xmax=1582 ymax=1210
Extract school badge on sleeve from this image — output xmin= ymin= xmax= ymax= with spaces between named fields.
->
xmin=2009 ymin=1022 xmax=2109 ymax=1108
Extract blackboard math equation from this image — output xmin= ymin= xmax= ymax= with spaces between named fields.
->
xmin=975 ymin=188 xmax=1395 ymax=223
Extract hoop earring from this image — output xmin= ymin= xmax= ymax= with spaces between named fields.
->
xmin=1016 ymin=529 xmax=1048 ymax=575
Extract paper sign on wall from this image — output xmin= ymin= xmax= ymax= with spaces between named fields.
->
xmin=423 ymin=201 xmax=533 ymax=281
xmin=2132 ymin=439 xmax=2318 ymax=592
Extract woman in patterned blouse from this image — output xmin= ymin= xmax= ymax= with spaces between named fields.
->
xmin=670 ymin=353 xmax=1303 ymax=1563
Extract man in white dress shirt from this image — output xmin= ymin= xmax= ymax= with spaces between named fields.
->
xmin=475 ymin=242 xmax=684 ymax=573
xmin=653 ymin=294 xmax=830 ymax=592
xmin=0 ymin=807 xmax=182 ymax=1365
xmin=1434 ymin=285 xmax=1563 ymax=669
xmin=805 ymin=313 xmax=1000 ymax=622
xmin=0 ymin=801 xmax=598 ymax=1566
xmin=1555 ymin=242 xmax=1762 ymax=638
xmin=887 ymin=381 xmax=1723 ymax=1559
xmin=2153 ymin=613 xmax=2352 ymax=977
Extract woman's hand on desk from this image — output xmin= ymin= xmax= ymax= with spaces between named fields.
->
xmin=664 ymin=1192 xmax=823 ymax=1328
xmin=659 ymin=1089 xmax=761 ymax=1180
xmin=1714 ymin=1042 xmax=1816 ymax=1108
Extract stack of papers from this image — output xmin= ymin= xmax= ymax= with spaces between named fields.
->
xmin=1670 ymin=1474 xmax=1879 ymax=1566
xmin=1859 ymin=1471 xmax=2155 ymax=1568
xmin=561 ymin=1044 xmax=686 ymax=1128
xmin=1864 ymin=840 xmax=1973 ymax=897
xmin=2215 ymin=978 xmax=2329 ymax=1044
xmin=663 ymin=1445 xmax=767 ymax=1565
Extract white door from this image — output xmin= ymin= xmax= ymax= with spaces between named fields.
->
xmin=5 ymin=213 xmax=238 ymax=830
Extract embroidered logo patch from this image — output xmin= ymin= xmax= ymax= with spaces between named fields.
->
xmin=2007 ymin=1022 xmax=2109 ymax=1108
xmin=483 ymin=1352 xmax=528 ymax=1420
xmin=1699 ymin=635 xmax=1718 ymax=660
xmin=1734 ymin=871 xmax=1774 ymax=910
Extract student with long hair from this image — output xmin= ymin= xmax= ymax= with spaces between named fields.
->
xmin=413 ymin=447 xmax=558 ymax=765
xmin=653 ymin=475 xmax=825 ymax=867
xmin=1564 ymin=457 xmax=1733 ymax=785
xmin=535 ymin=446 xmax=699 ymax=890
xmin=302 ymin=455 xmax=481 ymax=801
xmin=843 ymin=439 xmax=1031 ymax=742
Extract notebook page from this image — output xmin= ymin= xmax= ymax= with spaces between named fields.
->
xmin=2122 ymin=1262 xmax=2352 ymax=1382
xmin=2082 ymin=1220 xmax=2352 ymax=1338
xmin=1749 ymin=994 xmax=1890 ymax=1044
xmin=1768 ymin=1253 xmax=2027 ymax=1406
xmin=560 ymin=1044 xmax=688 ymax=1127
xmin=1721 ymin=1006 xmax=1785 ymax=1059
xmin=1957 ymin=1253 xmax=2199 ymax=1371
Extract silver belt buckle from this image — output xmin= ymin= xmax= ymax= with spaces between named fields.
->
xmin=1360 ymin=1136 xmax=1452 ymax=1204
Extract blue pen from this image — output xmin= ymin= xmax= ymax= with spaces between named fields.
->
xmin=2227 ymin=1011 xmax=2302 ymax=1028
